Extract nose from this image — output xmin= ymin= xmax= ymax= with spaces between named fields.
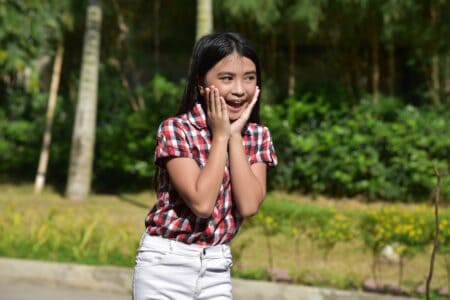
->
xmin=232 ymin=80 xmax=245 ymax=97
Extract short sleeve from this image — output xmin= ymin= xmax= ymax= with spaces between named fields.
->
xmin=249 ymin=126 xmax=278 ymax=167
xmin=154 ymin=118 xmax=193 ymax=166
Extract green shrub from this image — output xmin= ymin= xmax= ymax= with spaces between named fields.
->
xmin=262 ymin=96 xmax=450 ymax=201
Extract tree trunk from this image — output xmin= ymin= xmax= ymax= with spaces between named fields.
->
xmin=270 ymin=33 xmax=277 ymax=87
xmin=111 ymin=0 xmax=144 ymax=112
xmin=66 ymin=0 xmax=102 ymax=201
xmin=196 ymin=0 xmax=213 ymax=41
xmin=371 ymin=27 xmax=380 ymax=103
xmin=431 ymin=53 xmax=441 ymax=107
xmin=153 ymin=0 xmax=161 ymax=67
xmin=387 ymin=43 xmax=396 ymax=96
xmin=34 ymin=43 xmax=64 ymax=194
xmin=445 ymin=55 xmax=450 ymax=103
xmin=430 ymin=3 xmax=441 ymax=107
xmin=287 ymin=26 xmax=296 ymax=97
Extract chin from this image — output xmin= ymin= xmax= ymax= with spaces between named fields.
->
xmin=228 ymin=113 xmax=242 ymax=122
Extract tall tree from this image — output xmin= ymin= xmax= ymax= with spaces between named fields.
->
xmin=66 ymin=0 xmax=102 ymax=201
xmin=111 ymin=0 xmax=145 ymax=112
xmin=34 ymin=43 xmax=64 ymax=193
xmin=196 ymin=0 xmax=213 ymax=41
xmin=402 ymin=0 xmax=449 ymax=106
xmin=380 ymin=0 xmax=418 ymax=97
xmin=429 ymin=1 xmax=441 ymax=107
xmin=220 ymin=0 xmax=323 ymax=97
xmin=0 ymin=0 xmax=71 ymax=94
xmin=283 ymin=0 xmax=323 ymax=97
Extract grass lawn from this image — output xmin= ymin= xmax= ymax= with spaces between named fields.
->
xmin=1 ymin=183 xmax=449 ymax=296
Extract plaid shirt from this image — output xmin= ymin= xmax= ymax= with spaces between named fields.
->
xmin=145 ymin=102 xmax=277 ymax=246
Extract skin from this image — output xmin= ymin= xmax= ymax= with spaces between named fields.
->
xmin=166 ymin=52 xmax=267 ymax=218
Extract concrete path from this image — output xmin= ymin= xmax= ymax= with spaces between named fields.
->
xmin=0 ymin=281 xmax=130 ymax=300
xmin=0 ymin=258 xmax=416 ymax=300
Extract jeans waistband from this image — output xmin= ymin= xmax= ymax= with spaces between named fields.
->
xmin=140 ymin=233 xmax=231 ymax=258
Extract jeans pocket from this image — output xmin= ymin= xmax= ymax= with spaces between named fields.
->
xmin=135 ymin=248 xmax=169 ymax=267
xmin=207 ymin=256 xmax=233 ymax=273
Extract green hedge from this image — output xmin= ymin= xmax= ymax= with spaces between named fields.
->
xmin=262 ymin=96 xmax=450 ymax=201
xmin=1 ymin=74 xmax=449 ymax=200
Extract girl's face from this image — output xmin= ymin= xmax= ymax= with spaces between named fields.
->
xmin=201 ymin=52 xmax=257 ymax=122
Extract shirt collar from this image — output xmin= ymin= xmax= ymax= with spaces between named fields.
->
xmin=187 ymin=102 xmax=207 ymax=130
xmin=187 ymin=102 xmax=252 ymax=135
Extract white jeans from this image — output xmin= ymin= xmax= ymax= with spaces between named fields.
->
xmin=132 ymin=233 xmax=233 ymax=300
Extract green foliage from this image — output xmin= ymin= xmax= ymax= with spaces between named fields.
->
xmin=263 ymin=95 xmax=450 ymax=201
xmin=438 ymin=214 xmax=450 ymax=254
xmin=311 ymin=212 xmax=354 ymax=259
xmin=0 ymin=0 xmax=71 ymax=76
xmin=0 ymin=203 xmax=138 ymax=266
xmin=0 ymin=89 xmax=48 ymax=177
xmin=94 ymin=73 xmax=183 ymax=191
xmin=1 ymin=66 xmax=449 ymax=201
xmin=2 ymin=189 xmax=450 ymax=293
xmin=359 ymin=207 xmax=434 ymax=256
xmin=231 ymin=268 xmax=270 ymax=281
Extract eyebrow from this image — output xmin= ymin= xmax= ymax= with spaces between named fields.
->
xmin=217 ymin=71 xmax=257 ymax=76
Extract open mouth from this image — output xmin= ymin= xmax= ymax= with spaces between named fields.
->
xmin=226 ymin=100 xmax=246 ymax=112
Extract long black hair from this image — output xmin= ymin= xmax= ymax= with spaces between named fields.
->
xmin=154 ymin=32 xmax=262 ymax=192
xmin=178 ymin=32 xmax=262 ymax=123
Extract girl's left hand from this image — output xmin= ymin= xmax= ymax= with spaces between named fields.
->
xmin=230 ymin=86 xmax=260 ymax=137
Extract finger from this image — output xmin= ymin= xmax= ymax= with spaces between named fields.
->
xmin=220 ymin=96 xmax=228 ymax=119
xmin=241 ymin=87 xmax=260 ymax=120
xmin=248 ymin=87 xmax=260 ymax=115
xmin=209 ymin=86 xmax=216 ymax=115
xmin=214 ymin=88 xmax=222 ymax=117
xmin=248 ymin=86 xmax=260 ymax=111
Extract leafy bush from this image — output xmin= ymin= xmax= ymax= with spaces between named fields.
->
xmin=263 ymin=96 xmax=450 ymax=201
xmin=94 ymin=73 xmax=184 ymax=191
xmin=1 ymin=72 xmax=449 ymax=200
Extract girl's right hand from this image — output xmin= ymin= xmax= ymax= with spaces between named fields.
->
xmin=205 ymin=86 xmax=230 ymax=140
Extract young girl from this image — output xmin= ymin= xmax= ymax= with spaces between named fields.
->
xmin=133 ymin=32 xmax=277 ymax=300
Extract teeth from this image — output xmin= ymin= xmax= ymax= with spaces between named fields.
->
xmin=228 ymin=100 xmax=243 ymax=105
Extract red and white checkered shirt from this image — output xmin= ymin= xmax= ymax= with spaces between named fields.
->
xmin=145 ymin=102 xmax=277 ymax=245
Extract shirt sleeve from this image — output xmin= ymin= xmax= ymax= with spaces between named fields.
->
xmin=249 ymin=126 xmax=278 ymax=167
xmin=154 ymin=118 xmax=193 ymax=166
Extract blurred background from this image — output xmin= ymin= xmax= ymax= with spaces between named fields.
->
xmin=1 ymin=0 xmax=450 ymax=297
xmin=1 ymin=0 xmax=449 ymax=199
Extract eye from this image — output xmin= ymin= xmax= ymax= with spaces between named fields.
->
xmin=244 ymin=75 xmax=256 ymax=81
xmin=220 ymin=76 xmax=233 ymax=82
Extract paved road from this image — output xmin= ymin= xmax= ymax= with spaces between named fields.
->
xmin=0 ymin=281 xmax=131 ymax=300
xmin=0 ymin=258 xmax=416 ymax=300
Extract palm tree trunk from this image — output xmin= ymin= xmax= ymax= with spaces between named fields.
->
xmin=287 ymin=25 xmax=296 ymax=97
xmin=34 ymin=43 xmax=64 ymax=194
xmin=66 ymin=0 xmax=102 ymax=201
xmin=196 ymin=0 xmax=213 ymax=41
